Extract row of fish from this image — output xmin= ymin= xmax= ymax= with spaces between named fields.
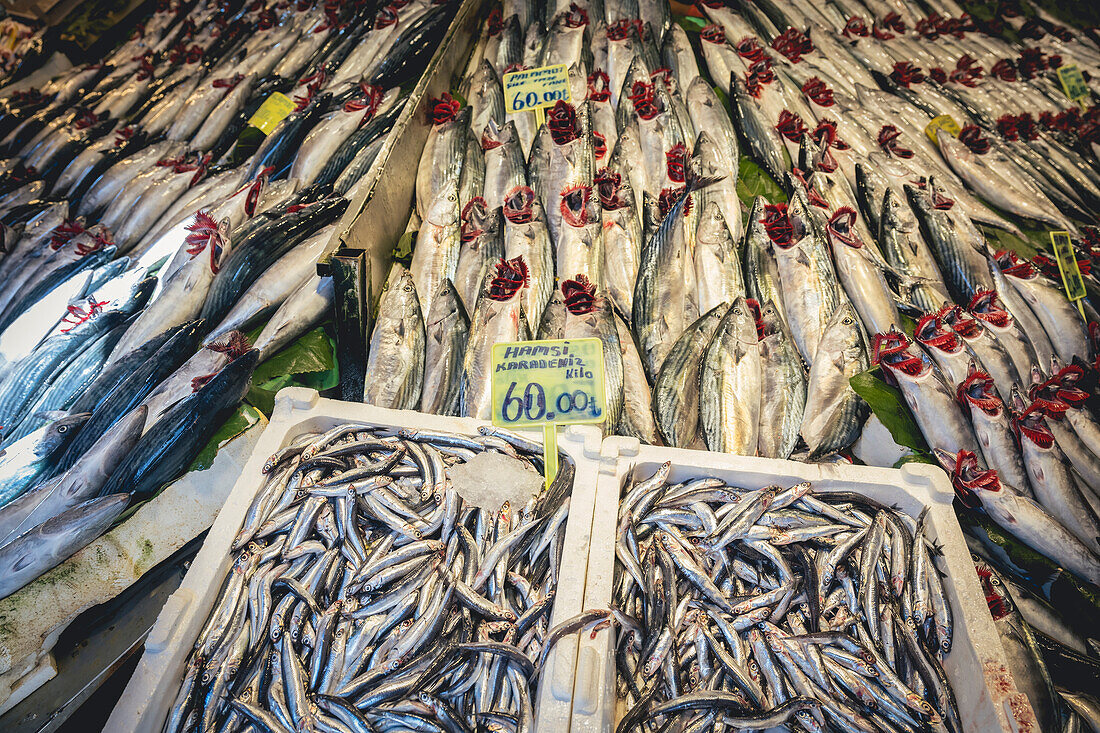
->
xmin=610 ymin=463 xmax=961 ymax=733
xmin=164 ymin=423 xmax=576 ymax=733
xmin=0 ymin=0 xmax=461 ymax=601
xmin=362 ymin=0 xmax=1100 ymax=472
xmin=356 ymin=0 xmax=1100 ymax=727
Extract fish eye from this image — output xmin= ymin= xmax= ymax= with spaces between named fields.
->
xmin=843 ymin=317 xmax=853 ymax=325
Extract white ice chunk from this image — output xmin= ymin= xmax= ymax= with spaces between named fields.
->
xmin=448 ymin=451 xmax=543 ymax=510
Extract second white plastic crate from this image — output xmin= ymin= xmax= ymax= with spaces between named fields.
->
xmin=105 ymin=387 xmax=604 ymax=733
xmin=570 ymin=437 xmax=1038 ymax=733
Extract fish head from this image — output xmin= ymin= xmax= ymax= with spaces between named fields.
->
xmin=871 ymin=329 xmax=931 ymax=382
xmin=426 ymin=182 xmax=460 ymax=225
xmin=915 ymin=309 xmax=964 ymax=355
xmin=935 ymin=448 xmax=1001 ymax=508
xmin=486 ymin=256 xmax=529 ymax=302
xmin=502 ymin=186 xmax=536 ymax=225
xmin=725 ymin=297 xmax=758 ymax=345
xmin=966 ymin=289 xmax=1012 ymax=328
xmin=559 ymin=183 xmax=596 ymax=228
xmin=561 ymin=274 xmax=598 ymax=315
xmin=825 ymin=206 xmax=862 ymax=249
xmin=36 ymin=412 xmax=92 ymax=457
xmin=955 ymin=366 xmax=1002 ymax=417
xmin=460 ymin=197 xmax=490 ymax=242
xmin=695 ymin=201 xmax=729 ymax=243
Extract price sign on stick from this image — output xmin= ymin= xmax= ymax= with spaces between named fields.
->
xmin=1051 ymin=231 xmax=1088 ymax=319
xmin=490 ymin=338 xmax=606 ymax=489
xmin=502 ymin=64 xmax=572 ymax=130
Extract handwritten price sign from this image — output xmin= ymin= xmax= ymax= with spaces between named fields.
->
xmin=490 ymin=339 xmax=606 ymax=428
xmin=502 ymin=64 xmax=572 ymax=114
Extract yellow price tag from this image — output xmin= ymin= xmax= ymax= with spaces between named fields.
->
xmin=1051 ymin=231 xmax=1088 ymax=315
xmin=1057 ymin=64 xmax=1090 ymax=105
xmin=925 ymin=114 xmax=961 ymax=143
xmin=491 ymin=338 xmax=606 ymax=490
xmin=247 ymin=93 xmax=296 ymax=136
xmin=491 ymin=338 xmax=606 ymax=427
xmin=503 ymin=64 xmax=572 ymax=114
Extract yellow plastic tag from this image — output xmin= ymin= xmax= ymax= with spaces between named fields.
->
xmin=503 ymin=64 xmax=572 ymax=114
xmin=247 ymin=93 xmax=296 ymax=136
xmin=925 ymin=114 xmax=961 ymax=143
xmin=491 ymin=338 xmax=606 ymax=428
xmin=1051 ymin=231 xmax=1087 ymax=303
xmin=1057 ymin=64 xmax=1090 ymax=104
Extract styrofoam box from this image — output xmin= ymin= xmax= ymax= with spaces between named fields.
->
xmin=569 ymin=437 xmax=1038 ymax=733
xmin=105 ymin=387 xmax=604 ymax=733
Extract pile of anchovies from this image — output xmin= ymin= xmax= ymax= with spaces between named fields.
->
xmin=613 ymin=462 xmax=961 ymax=733
xmin=163 ymin=423 xmax=575 ymax=733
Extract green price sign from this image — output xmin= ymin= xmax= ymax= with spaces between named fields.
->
xmin=502 ymin=64 xmax=572 ymax=114
xmin=490 ymin=338 xmax=606 ymax=428
xmin=1050 ymin=231 xmax=1087 ymax=302
xmin=1057 ymin=64 xmax=1090 ymax=103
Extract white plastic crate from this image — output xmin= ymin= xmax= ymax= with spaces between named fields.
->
xmin=105 ymin=387 xmax=604 ymax=733
xmin=570 ymin=437 xmax=1037 ymax=733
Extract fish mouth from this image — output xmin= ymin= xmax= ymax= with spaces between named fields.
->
xmin=947 ymin=449 xmax=1001 ymax=507
xmin=428 ymin=92 xmax=460 ymax=125
xmin=745 ymin=298 xmax=765 ymax=341
xmin=915 ymin=311 xmax=963 ymax=354
xmin=559 ymin=184 xmax=593 ymax=228
xmin=562 ymin=275 xmax=597 ymax=315
xmin=627 ymin=81 xmax=661 ymax=120
xmin=665 ymin=143 xmax=687 ymax=184
xmin=967 ymin=290 xmax=1012 ymax=328
xmin=955 ymin=369 xmax=1001 ymax=416
xmin=878 ymin=125 xmax=913 ymax=158
xmin=775 ymin=110 xmax=807 ymax=143
xmin=1013 ymin=402 xmax=1055 ymax=448
xmin=941 ymin=305 xmax=982 ymax=339
xmin=890 ymin=61 xmax=925 ymax=87
xmin=801 ymin=78 xmax=835 ymax=107
xmin=699 ymin=25 xmax=725 ymax=45
xmin=761 ymin=203 xmax=796 ymax=248
xmin=872 ymin=331 xmax=928 ymax=378
xmin=547 ymin=101 xmax=580 ymax=144
xmin=460 ymin=198 xmax=488 ymax=242
xmin=658 ymin=186 xmax=689 ymax=219
xmin=502 ymin=186 xmax=534 ymax=224
xmin=594 ymin=168 xmax=628 ymax=211
xmin=771 ymin=27 xmax=813 ymax=63
xmin=587 ymin=71 xmax=610 ymax=102
xmin=562 ymin=3 xmax=588 ymax=28
xmin=607 ymin=19 xmax=643 ymax=41
xmin=826 ymin=207 xmax=860 ymax=248
xmin=487 ymin=256 xmax=528 ymax=301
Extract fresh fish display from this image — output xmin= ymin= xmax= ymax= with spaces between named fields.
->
xmin=0 ymin=0 xmax=458 ymax=603
xmin=164 ymin=422 xmax=576 ymax=733
xmin=609 ymin=464 xmax=962 ymax=733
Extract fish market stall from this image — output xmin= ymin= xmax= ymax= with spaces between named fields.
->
xmin=0 ymin=0 xmax=467 ymax=724
xmin=0 ymin=0 xmax=1099 ymax=728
